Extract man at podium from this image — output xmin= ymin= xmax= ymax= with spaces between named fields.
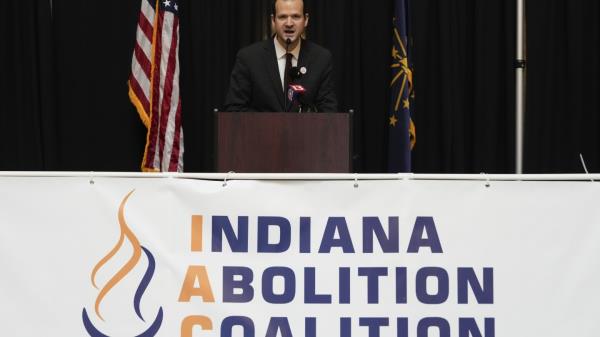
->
xmin=223 ymin=0 xmax=338 ymax=113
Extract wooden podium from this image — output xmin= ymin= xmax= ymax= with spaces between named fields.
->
xmin=216 ymin=112 xmax=351 ymax=173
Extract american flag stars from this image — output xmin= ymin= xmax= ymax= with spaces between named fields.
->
xmin=161 ymin=0 xmax=178 ymax=13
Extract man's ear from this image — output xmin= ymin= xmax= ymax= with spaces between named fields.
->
xmin=271 ymin=14 xmax=276 ymax=34
xmin=304 ymin=13 xmax=309 ymax=27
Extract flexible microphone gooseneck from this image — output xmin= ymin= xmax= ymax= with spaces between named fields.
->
xmin=284 ymin=38 xmax=292 ymax=112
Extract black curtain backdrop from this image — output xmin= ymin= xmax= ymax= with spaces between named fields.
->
xmin=0 ymin=0 xmax=57 ymax=170
xmin=0 ymin=0 xmax=598 ymax=173
xmin=526 ymin=0 xmax=600 ymax=173
xmin=411 ymin=0 xmax=516 ymax=173
xmin=52 ymin=0 xmax=147 ymax=171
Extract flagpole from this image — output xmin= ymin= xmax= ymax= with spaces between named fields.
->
xmin=515 ymin=0 xmax=526 ymax=173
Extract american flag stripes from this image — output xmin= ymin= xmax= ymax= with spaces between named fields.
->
xmin=128 ymin=0 xmax=184 ymax=172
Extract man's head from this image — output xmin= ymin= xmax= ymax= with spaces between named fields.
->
xmin=271 ymin=0 xmax=309 ymax=49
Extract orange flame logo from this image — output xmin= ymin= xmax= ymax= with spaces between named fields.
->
xmin=82 ymin=190 xmax=163 ymax=337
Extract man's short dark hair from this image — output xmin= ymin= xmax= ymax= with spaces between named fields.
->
xmin=271 ymin=0 xmax=307 ymax=16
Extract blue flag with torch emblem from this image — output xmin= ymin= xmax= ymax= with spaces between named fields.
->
xmin=388 ymin=0 xmax=415 ymax=172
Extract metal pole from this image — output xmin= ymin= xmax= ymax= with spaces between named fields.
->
xmin=515 ymin=0 xmax=526 ymax=173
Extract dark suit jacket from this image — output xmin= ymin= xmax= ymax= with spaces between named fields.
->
xmin=223 ymin=39 xmax=338 ymax=112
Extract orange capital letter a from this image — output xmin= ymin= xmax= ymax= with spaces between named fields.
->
xmin=179 ymin=266 xmax=215 ymax=302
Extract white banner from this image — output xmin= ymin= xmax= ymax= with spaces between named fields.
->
xmin=0 ymin=176 xmax=599 ymax=337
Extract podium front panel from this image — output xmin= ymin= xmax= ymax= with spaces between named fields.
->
xmin=216 ymin=112 xmax=351 ymax=173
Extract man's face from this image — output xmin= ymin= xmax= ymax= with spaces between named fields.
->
xmin=272 ymin=0 xmax=308 ymax=48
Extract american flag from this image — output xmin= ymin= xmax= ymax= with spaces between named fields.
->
xmin=128 ymin=0 xmax=183 ymax=172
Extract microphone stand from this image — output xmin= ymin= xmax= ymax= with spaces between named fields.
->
xmin=284 ymin=38 xmax=291 ymax=112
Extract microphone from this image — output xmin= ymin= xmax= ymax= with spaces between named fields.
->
xmin=285 ymin=38 xmax=291 ymax=53
xmin=287 ymin=84 xmax=307 ymax=112
xmin=287 ymin=84 xmax=306 ymax=102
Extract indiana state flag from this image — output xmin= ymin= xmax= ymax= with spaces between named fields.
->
xmin=388 ymin=0 xmax=416 ymax=173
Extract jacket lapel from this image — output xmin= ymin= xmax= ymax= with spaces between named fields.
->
xmin=297 ymin=40 xmax=308 ymax=68
xmin=263 ymin=40 xmax=285 ymax=110
xmin=296 ymin=40 xmax=310 ymax=88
